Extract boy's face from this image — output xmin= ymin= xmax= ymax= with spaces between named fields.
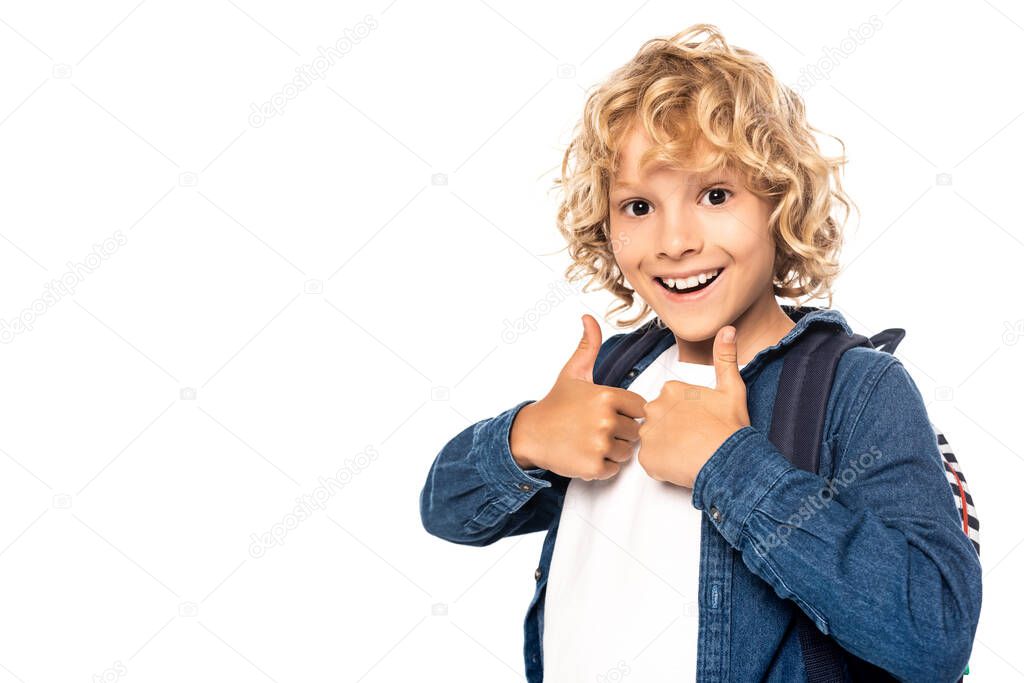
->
xmin=609 ymin=124 xmax=780 ymax=353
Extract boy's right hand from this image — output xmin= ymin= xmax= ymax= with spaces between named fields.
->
xmin=510 ymin=314 xmax=647 ymax=481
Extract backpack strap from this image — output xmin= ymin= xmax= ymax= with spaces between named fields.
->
xmin=770 ymin=323 xmax=878 ymax=682
xmin=592 ymin=318 xmax=673 ymax=387
xmin=770 ymin=324 xmax=873 ymax=473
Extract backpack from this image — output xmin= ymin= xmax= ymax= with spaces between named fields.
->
xmin=592 ymin=307 xmax=980 ymax=682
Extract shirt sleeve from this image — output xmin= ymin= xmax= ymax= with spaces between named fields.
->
xmin=690 ymin=356 xmax=982 ymax=682
xmin=419 ymin=399 xmax=569 ymax=546
xmin=419 ymin=330 xmax=628 ymax=546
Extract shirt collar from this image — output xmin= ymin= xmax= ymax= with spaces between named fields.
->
xmin=737 ymin=305 xmax=854 ymax=378
xmin=777 ymin=304 xmax=853 ymax=342
xmin=645 ymin=305 xmax=854 ymax=380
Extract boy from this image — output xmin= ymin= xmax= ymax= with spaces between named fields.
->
xmin=420 ymin=23 xmax=981 ymax=682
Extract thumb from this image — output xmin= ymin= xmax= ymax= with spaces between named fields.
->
xmin=713 ymin=325 xmax=743 ymax=393
xmin=560 ymin=314 xmax=602 ymax=383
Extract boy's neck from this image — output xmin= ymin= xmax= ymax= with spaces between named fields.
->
xmin=674 ymin=292 xmax=796 ymax=366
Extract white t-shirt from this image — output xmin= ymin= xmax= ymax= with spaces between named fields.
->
xmin=542 ymin=343 xmax=748 ymax=682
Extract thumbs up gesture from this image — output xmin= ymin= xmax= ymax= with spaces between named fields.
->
xmin=509 ymin=314 xmax=647 ymax=481
xmin=637 ymin=326 xmax=751 ymax=489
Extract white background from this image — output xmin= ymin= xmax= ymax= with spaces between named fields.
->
xmin=0 ymin=1 xmax=1021 ymax=681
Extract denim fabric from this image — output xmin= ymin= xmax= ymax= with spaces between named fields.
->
xmin=419 ymin=307 xmax=983 ymax=682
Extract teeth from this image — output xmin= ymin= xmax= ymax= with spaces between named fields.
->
xmin=663 ymin=269 xmax=719 ymax=290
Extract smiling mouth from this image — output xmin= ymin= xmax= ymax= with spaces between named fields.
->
xmin=654 ymin=270 xmax=723 ymax=295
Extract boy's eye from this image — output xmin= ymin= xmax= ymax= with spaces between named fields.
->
xmin=622 ymin=200 xmax=652 ymax=217
xmin=700 ymin=187 xmax=732 ymax=207
xmin=619 ymin=188 xmax=732 ymax=217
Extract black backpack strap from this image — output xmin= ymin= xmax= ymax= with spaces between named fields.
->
xmin=770 ymin=325 xmax=872 ymax=472
xmin=770 ymin=323 xmax=883 ymax=682
xmin=593 ymin=318 xmax=673 ymax=387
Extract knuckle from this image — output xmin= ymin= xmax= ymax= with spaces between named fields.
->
xmin=637 ymin=449 xmax=659 ymax=478
xmin=639 ymin=460 xmax=657 ymax=481
xmin=637 ymin=454 xmax=658 ymax=480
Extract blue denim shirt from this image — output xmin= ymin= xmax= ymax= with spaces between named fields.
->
xmin=420 ymin=307 xmax=982 ymax=682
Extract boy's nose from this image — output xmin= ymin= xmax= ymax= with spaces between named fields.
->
xmin=655 ymin=218 xmax=704 ymax=259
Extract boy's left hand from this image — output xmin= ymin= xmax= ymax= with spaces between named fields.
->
xmin=638 ymin=325 xmax=751 ymax=489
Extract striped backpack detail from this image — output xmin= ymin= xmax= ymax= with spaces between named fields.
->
xmin=936 ymin=428 xmax=981 ymax=555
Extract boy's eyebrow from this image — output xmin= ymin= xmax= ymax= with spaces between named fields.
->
xmin=611 ymin=173 xmax=733 ymax=191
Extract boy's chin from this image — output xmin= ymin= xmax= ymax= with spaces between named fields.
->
xmin=656 ymin=311 xmax=726 ymax=343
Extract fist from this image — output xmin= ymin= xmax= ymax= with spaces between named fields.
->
xmin=510 ymin=314 xmax=647 ymax=481
xmin=637 ymin=326 xmax=751 ymax=488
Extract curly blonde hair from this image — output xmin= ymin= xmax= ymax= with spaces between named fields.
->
xmin=550 ymin=23 xmax=857 ymax=329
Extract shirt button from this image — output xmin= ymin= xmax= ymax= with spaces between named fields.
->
xmin=626 ymin=368 xmax=638 ymax=378
xmin=710 ymin=506 xmax=721 ymax=522
xmin=534 ymin=567 xmax=542 ymax=580
xmin=518 ymin=483 xmax=533 ymax=492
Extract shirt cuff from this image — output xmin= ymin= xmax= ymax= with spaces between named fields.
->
xmin=691 ymin=425 xmax=796 ymax=547
xmin=473 ymin=399 xmax=553 ymax=510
